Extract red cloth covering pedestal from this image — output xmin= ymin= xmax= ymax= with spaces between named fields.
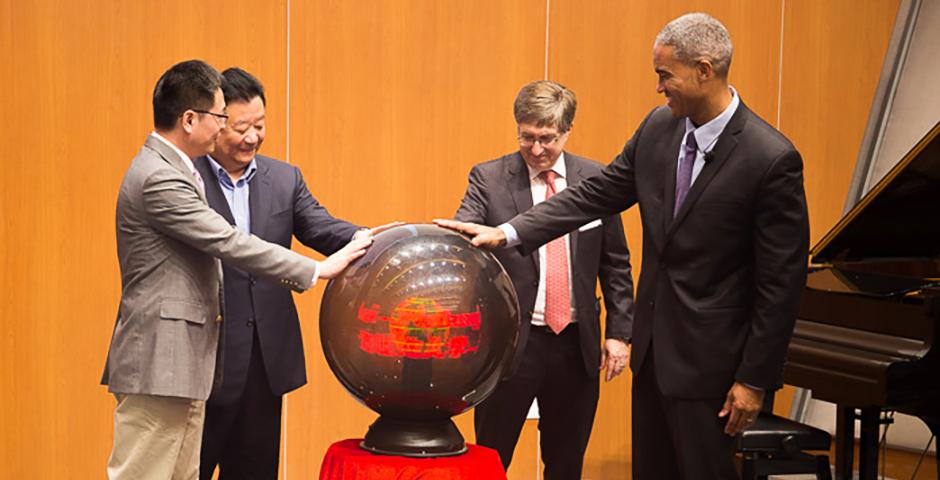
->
xmin=319 ymin=439 xmax=507 ymax=480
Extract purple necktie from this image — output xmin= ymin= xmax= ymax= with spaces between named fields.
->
xmin=674 ymin=130 xmax=698 ymax=217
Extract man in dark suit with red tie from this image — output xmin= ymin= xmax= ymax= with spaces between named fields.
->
xmin=454 ymin=80 xmax=634 ymax=480
xmin=438 ymin=13 xmax=809 ymax=480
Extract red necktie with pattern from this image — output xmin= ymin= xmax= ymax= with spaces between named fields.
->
xmin=540 ymin=170 xmax=571 ymax=334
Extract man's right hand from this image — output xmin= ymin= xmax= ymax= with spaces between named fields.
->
xmin=433 ymin=219 xmax=507 ymax=249
xmin=319 ymin=235 xmax=373 ymax=279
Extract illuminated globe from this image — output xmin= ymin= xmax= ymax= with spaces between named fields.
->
xmin=320 ymin=224 xmax=520 ymax=457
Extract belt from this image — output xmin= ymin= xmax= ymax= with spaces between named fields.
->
xmin=529 ymin=323 xmax=578 ymax=335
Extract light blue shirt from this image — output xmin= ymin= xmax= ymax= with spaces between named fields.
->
xmin=681 ymin=87 xmax=740 ymax=185
xmin=206 ymin=156 xmax=258 ymax=234
xmin=502 ymin=87 xmax=741 ymax=247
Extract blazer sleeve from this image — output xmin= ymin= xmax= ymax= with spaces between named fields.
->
xmin=736 ymin=149 xmax=809 ymax=390
xmin=509 ymin=112 xmax=651 ymax=256
xmin=290 ymin=166 xmax=361 ymax=255
xmin=598 ymin=212 xmax=634 ymax=341
xmin=454 ymin=165 xmax=488 ymax=224
xmin=141 ymin=166 xmax=318 ymax=292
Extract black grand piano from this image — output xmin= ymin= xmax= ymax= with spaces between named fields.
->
xmin=784 ymin=120 xmax=940 ymax=480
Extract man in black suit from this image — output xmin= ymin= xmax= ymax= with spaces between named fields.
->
xmin=438 ymin=13 xmax=809 ymax=480
xmin=455 ymin=80 xmax=634 ymax=480
xmin=193 ymin=68 xmax=387 ymax=479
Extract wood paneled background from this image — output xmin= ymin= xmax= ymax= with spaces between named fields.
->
xmin=0 ymin=1 xmax=901 ymax=478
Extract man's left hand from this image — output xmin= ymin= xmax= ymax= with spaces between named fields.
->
xmin=599 ymin=339 xmax=630 ymax=382
xmin=718 ymin=382 xmax=764 ymax=436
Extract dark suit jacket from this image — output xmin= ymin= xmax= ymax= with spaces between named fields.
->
xmin=509 ymin=103 xmax=809 ymax=398
xmin=194 ymin=154 xmax=360 ymax=403
xmin=455 ymin=152 xmax=634 ymax=378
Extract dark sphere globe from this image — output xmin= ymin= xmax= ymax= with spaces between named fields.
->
xmin=320 ymin=224 xmax=520 ymax=457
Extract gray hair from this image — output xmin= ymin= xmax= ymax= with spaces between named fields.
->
xmin=655 ymin=13 xmax=733 ymax=78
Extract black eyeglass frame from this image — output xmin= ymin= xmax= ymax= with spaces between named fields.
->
xmin=191 ymin=109 xmax=229 ymax=124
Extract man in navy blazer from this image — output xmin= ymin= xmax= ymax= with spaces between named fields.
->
xmin=193 ymin=68 xmax=379 ymax=479
xmin=439 ymin=13 xmax=809 ymax=480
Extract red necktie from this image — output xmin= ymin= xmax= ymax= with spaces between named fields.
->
xmin=540 ymin=170 xmax=571 ymax=334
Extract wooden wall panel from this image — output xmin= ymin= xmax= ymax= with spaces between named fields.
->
xmin=778 ymin=0 xmax=900 ymax=245
xmin=0 ymin=1 xmax=287 ymax=478
xmin=0 ymin=1 xmax=907 ymax=478
xmin=284 ymin=1 xmax=545 ymax=477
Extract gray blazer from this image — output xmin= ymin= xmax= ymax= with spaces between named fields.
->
xmin=101 ymin=135 xmax=319 ymax=401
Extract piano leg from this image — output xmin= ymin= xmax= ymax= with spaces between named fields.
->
xmin=857 ymin=408 xmax=880 ymax=480
xmin=919 ymin=414 xmax=939 ymax=480
xmin=835 ymin=406 xmax=855 ymax=480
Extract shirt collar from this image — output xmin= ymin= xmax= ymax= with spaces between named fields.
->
xmin=206 ymin=155 xmax=258 ymax=187
xmin=684 ymin=86 xmax=740 ymax=153
xmin=150 ymin=131 xmax=195 ymax=173
xmin=526 ymin=152 xmax=567 ymax=181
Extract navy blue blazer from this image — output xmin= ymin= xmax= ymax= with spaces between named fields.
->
xmin=194 ymin=154 xmax=360 ymax=403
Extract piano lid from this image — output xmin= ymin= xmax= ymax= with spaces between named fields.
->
xmin=812 ymin=120 xmax=940 ymax=263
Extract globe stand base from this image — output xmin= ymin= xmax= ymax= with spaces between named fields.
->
xmin=360 ymin=416 xmax=467 ymax=457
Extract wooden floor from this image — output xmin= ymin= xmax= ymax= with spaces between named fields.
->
xmin=506 ymin=438 xmax=937 ymax=479
xmin=827 ymin=441 xmax=937 ymax=480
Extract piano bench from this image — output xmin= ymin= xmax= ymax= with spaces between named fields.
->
xmin=737 ymin=412 xmax=832 ymax=480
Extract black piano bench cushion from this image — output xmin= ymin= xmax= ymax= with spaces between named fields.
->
xmin=738 ymin=412 xmax=832 ymax=453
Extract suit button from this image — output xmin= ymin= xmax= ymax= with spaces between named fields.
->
xmin=249 ymin=277 xmax=256 ymax=286
xmin=531 ymin=282 xmax=538 ymax=288
xmin=216 ymin=315 xmax=223 ymax=323
xmin=247 ymin=317 xmax=255 ymax=327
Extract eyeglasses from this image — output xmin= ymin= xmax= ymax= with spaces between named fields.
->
xmin=192 ymin=109 xmax=229 ymax=125
xmin=518 ymin=133 xmax=563 ymax=148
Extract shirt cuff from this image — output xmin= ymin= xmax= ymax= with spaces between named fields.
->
xmin=742 ymin=382 xmax=764 ymax=392
xmin=498 ymin=223 xmax=521 ymax=248
xmin=310 ymin=261 xmax=320 ymax=289
xmin=352 ymin=228 xmax=370 ymax=240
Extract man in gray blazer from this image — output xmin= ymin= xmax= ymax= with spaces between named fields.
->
xmin=455 ymin=80 xmax=634 ymax=480
xmin=193 ymin=68 xmax=392 ymax=480
xmin=439 ymin=14 xmax=809 ymax=480
xmin=101 ymin=60 xmax=371 ymax=480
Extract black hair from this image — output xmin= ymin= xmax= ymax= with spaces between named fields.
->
xmin=220 ymin=67 xmax=266 ymax=106
xmin=152 ymin=60 xmax=222 ymax=130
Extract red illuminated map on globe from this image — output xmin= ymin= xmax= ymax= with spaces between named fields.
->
xmin=357 ymin=297 xmax=482 ymax=359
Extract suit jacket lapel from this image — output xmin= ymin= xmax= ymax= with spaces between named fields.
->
xmin=249 ymin=158 xmax=271 ymax=237
xmin=564 ymin=154 xmax=581 ymax=268
xmin=193 ymin=157 xmax=236 ymax=226
xmin=665 ymin=103 xmax=748 ymax=242
xmin=144 ymin=135 xmax=208 ymax=204
xmin=507 ymin=153 xmax=538 ymax=273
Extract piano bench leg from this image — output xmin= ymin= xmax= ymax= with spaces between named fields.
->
xmin=816 ymin=455 xmax=833 ymax=480
xmin=740 ymin=453 xmax=757 ymax=480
